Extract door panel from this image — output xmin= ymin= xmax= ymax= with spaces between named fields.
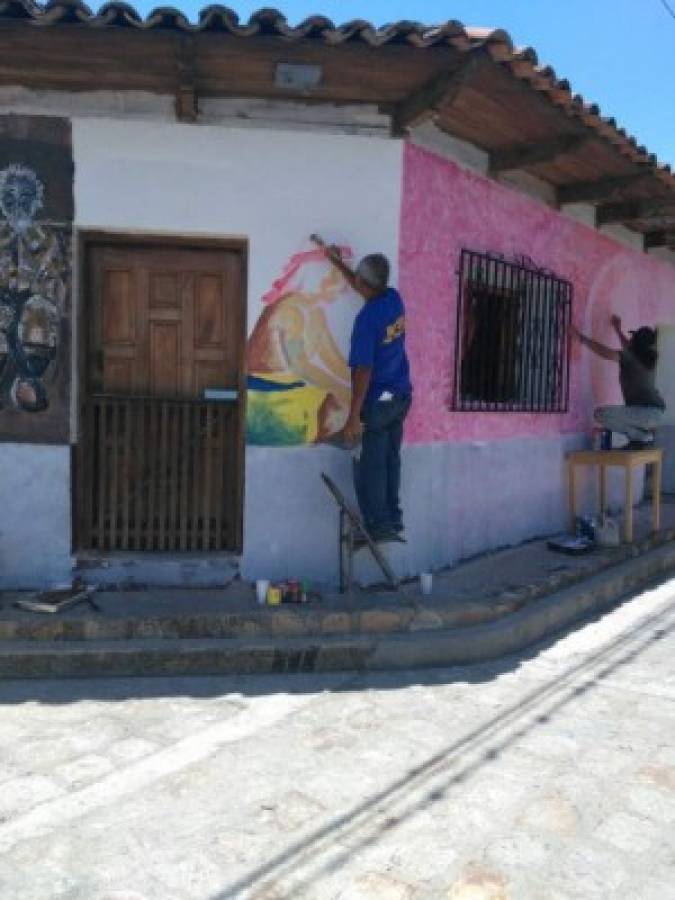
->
xmin=78 ymin=240 xmax=246 ymax=553
xmin=150 ymin=322 xmax=181 ymax=397
xmin=102 ymin=269 xmax=135 ymax=343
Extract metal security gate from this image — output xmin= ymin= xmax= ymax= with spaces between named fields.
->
xmin=77 ymin=395 xmax=240 ymax=552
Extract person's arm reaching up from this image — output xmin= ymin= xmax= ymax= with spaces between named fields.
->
xmin=610 ymin=314 xmax=629 ymax=350
xmin=570 ymin=324 xmax=621 ymax=362
xmin=310 ymin=233 xmax=358 ymax=290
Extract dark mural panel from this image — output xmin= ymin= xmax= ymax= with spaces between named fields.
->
xmin=0 ymin=116 xmax=73 ymax=443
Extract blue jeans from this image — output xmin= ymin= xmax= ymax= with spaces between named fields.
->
xmin=353 ymin=394 xmax=411 ymax=536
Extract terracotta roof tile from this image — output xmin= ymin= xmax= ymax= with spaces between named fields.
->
xmin=0 ymin=2 xmax=673 ymax=190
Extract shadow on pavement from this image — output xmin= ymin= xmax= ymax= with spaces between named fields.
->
xmin=207 ymin=594 xmax=675 ymax=899
xmin=1 ymin=572 xmax=673 ymax=707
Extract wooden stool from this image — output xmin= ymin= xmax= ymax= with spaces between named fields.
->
xmin=566 ymin=448 xmax=663 ymax=543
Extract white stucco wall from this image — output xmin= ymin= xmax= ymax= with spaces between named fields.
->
xmin=3 ymin=113 xmax=665 ymax=588
xmin=656 ymin=325 xmax=675 ymax=491
xmin=0 ymin=444 xmax=72 ymax=589
xmin=70 ymin=117 xmax=404 ymax=583
xmin=72 ymin=119 xmax=403 ymax=316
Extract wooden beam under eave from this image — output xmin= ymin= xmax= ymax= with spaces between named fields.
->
xmin=175 ymin=35 xmax=198 ymax=124
xmin=391 ymin=50 xmax=490 ymax=137
xmin=557 ymin=175 xmax=647 ymax=205
xmin=175 ymin=85 xmax=198 ymax=123
xmin=489 ymin=134 xmax=586 ymax=174
xmin=596 ymin=200 xmax=675 ymax=226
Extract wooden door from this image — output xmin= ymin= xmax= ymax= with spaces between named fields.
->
xmin=77 ymin=240 xmax=246 ymax=553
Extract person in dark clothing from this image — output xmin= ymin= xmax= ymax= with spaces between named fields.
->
xmin=320 ymin=243 xmax=412 ymax=541
xmin=571 ymin=315 xmax=665 ymax=449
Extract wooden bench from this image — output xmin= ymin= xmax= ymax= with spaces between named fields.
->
xmin=566 ymin=448 xmax=663 ymax=543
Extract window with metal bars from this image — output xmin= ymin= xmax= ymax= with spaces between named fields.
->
xmin=454 ymin=249 xmax=572 ymax=413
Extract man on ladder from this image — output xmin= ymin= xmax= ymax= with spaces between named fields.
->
xmin=313 ymin=235 xmax=413 ymax=546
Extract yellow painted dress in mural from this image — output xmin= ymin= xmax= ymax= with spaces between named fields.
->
xmin=246 ymin=247 xmax=356 ymax=446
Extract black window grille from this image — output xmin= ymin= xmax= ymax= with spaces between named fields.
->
xmin=454 ymin=249 xmax=572 ymax=413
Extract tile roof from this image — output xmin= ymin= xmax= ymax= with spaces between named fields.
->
xmin=1 ymin=2 xmax=673 ymax=189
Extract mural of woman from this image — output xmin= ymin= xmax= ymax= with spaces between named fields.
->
xmin=246 ymin=245 xmax=361 ymax=446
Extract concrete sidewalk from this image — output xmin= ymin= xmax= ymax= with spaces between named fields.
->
xmin=1 ymin=499 xmax=674 ymax=678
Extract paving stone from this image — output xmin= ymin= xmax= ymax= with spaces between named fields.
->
xmin=445 ymin=863 xmax=510 ymax=900
xmin=0 ymin=774 xmax=64 ymax=820
xmin=347 ymin=870 xmax=419 ymax=899
xmin=53 ymin=753 xmax=115 ymax=787
xmin=320 ymin=612 xmax=353 ymax=634
xmin=360 ymin=609 xmax=408 ymax=634
xmin=407 ymin=609 xmax=444 ymax=631
xmin=106 ymin=737 xmax=162 ymax=763
xmin=594 ymin=811 xmax=662 ymax=855
xmin=0 ymin=582 xmax=673 ymax=897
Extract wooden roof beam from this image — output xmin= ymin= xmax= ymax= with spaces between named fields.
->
xmin=391 ymin=50 xmax=490 ymax=137
xmin=489 ymin=134 xmax=587 ymax=175
xmin=175 ymin=36 xmax=198 ymax=123
xmin=558 ymin=175 xmax=647 ymax=205
xmin=596 ymin=200 xmax=675 ymax=226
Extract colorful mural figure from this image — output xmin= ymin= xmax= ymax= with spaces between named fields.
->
xmin=246 ymin=245 xmax=361 ymax=446
xmin=0 ymin=166 xmax=65 ymax=413
xmin=0 ymin=117 xmax=73 ymax=442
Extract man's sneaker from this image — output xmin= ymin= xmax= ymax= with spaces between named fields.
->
xmin=351 ymin=528 xmax=406 ymax=551
xmin=370 ymin=529 xmax=407 ymax=544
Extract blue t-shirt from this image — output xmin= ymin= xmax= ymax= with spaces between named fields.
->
xmin=348 ymin=287 xmax=412 ymax=407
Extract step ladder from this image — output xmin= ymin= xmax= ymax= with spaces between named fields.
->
xmin=321 ymin=472 xmax=398 ymax=593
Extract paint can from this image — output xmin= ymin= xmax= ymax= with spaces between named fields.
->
xmin=267 ymin=586 xmax=282 ymax=606
xmin=286 ymin=579 xmax=301 ymax=603
xmin=592 ymin=428 xmax=612 ymax=451
xmin=420 ymin=572 xmax=433 ymax=596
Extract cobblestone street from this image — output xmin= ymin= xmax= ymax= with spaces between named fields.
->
xmin=1 ymin=577 xmax=674 ymax=900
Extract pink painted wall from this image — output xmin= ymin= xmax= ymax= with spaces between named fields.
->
xmin=400 ymin=143 xmax=675 ymax=444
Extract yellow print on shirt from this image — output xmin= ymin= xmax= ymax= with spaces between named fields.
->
xmin=383 ymin=315 xmax=406 ymax=345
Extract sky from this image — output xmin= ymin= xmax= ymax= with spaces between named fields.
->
xmin=128 ymin=0 xmax=675 ymax=167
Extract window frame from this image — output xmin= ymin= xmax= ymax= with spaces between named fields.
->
xmin=453 ymin=249 xmax=573 ymax=414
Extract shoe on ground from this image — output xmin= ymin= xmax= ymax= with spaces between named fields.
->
xmin=622 ymin=438 xmax=654 ymax=452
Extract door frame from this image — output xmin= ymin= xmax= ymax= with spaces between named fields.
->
xmin=75 ymin=230 xmax=249 ymax=553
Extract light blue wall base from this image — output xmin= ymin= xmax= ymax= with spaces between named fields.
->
xmin=0 ymin=433 xmax=652 ymax=590
xmin=0 ymin=444 xmax=73 ymax=589
xmin=241 ymin=433 xmax=612 ymax=587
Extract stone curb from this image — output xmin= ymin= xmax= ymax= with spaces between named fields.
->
xmin=3 ymin=527 xmax=674 ymax=646
xmin=368 ymin=540 xmax=675 ymax=670
xmin=1 ymin=540 xmax=674 ymax=678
